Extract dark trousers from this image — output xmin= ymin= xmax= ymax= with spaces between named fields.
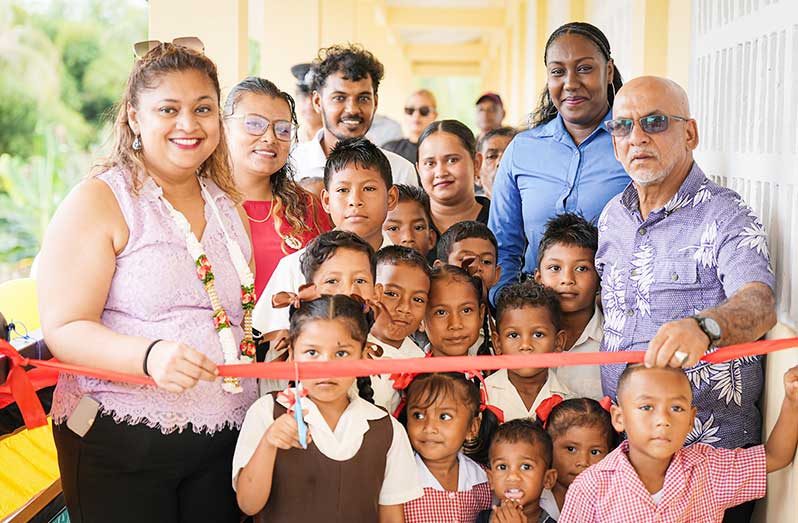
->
xmin=723 ymin=499 xmax=756 ymax=523
xmin=53 ymin=413 xmax=240 ymax=523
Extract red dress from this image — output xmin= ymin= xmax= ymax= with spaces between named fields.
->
xmin=244 ymin=193 xmax=332 ymax=298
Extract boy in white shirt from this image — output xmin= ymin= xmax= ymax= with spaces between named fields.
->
xmin=534 ymin=213 xmax=603 ymax=399
xmin=487 ymin=282 xmax=571 ymax=421
xmin=368 ymin=245 xmax=430 ymax=412
xmin=253 ymin=137 xmax=398 ymax=337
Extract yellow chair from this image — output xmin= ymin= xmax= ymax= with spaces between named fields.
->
xmin=0 ymin=277 xmax=61 ymax=519
xmin=0 ymin=278 xmax=39 ymax=339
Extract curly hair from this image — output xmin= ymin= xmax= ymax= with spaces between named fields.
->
xmin=490 ymin=418 xmax=553 ymax=468
xmin=94 ymin=43 xmax=238 ymax=199
xmin=495 ymin=281 xmax=562 ymax=331
xmin=530 ymin=22 xmax=624 ymax=127
xmin=310 ymin=44 xmax=385 ymax=95
xmin=224 ymin=76 xmax=326 ymax=251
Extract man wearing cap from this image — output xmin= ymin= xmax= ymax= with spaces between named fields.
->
xmin=291 ymin=44 xmax=419 ymax=186
xmin=475 ymin=92 xmax=505 ymax=138
xmin=291 ymin=63 xmax=323 ymax=143
xmin=384 ymin=89 xmax=438 ymax=163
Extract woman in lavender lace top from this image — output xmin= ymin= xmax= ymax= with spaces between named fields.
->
xmin=37 ymin=43 xmax=256 ymax=522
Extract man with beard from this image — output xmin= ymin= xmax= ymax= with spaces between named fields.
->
xmin=596 ymin=77 xmax=776 ymax=522
xmin=292 ymin=44 xmax=419 ymax=186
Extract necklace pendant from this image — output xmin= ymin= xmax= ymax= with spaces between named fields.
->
xmin=284 ymin=235 xmax=303 ymax=250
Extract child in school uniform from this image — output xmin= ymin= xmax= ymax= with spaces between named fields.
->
xmin=368 ymin=245 xmax=430 ymax=412
xmin=423 ymin=264 xmax=491 ymax=358
xmin=477 ymin=419 xmax=559 ymax=523
xmin=398 ymin=372 xmax=501 ymax=523
xmin=534 ymin=213 xmax=603 ymax=400
xmin=257 ymin=230 xmax=377 ymax=394
xmin=252 ymin=136 xmax=398 ymax=337
xmin=437 ymin=221 xmax=501 ymax=356
xmin=560 ymin=364 xmax=798 ymax=523
xmin=382 ymin=184 xmax=437 ymax=258
xmin=486 ymin=282 xmax=572 ymax=421
xmin=233 ymin=295 xmax=422 ymax=521
xmin=538 ymin=398 xmax=617 ymax=520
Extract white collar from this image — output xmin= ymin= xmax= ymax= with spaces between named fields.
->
xmin=368 ymin=334 xmax=425 ymax=359
xmin=415 ymin=452 xmax=487 ymax=491
xmin=572 ymin=306 xmax=604 ymax=347
xmin=276 ymin=386 xmax=388 ymax=461
xmin=487 ymin=368 xmax=569 ymax=397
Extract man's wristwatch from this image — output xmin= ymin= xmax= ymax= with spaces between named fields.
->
xmin=691 ymin=315 xmax=722 ymax=349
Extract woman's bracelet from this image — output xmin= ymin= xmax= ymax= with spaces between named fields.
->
xmin=143 ymin=339 xmax=163 ymax=377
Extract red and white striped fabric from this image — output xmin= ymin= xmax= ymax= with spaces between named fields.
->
xmin=404 ymin=453 xmax=493 ymax=523
xmin=560 ymin=441 xmax=767 ymax=523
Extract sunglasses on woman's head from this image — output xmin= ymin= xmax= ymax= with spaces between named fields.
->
xmin=605 ymin=114 xmax=690 ymax=137
xmin=133 ymin=37 xmax=205 ymax=59
xmin=404 ymin=106 xmax=432 ymax=117
xmin=225 ymin=113 xmax=296 ymax=142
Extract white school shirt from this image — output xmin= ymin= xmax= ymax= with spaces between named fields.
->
xmin=232 ymin=388 xmax=423 ymax=506
xmin=251 ymin=235 xmax=394 ymax=336
xmin=551 ymin=307 xmax=604 ymax=400
xmin=416 ymin=452 xmax=488 ymax=491
xmin=368 ymin=333 xmax=426 ymax=413
xmin=292 ymin=129 xmax=419 ymax=186
xmin=484 ymin=369 xmax=571 ymax=422
xmin=540 ymin=488 xmax=561 ymax=520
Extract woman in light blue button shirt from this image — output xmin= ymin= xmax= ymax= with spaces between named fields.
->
xmin=488 ymin=22 xmax=630 ymax=300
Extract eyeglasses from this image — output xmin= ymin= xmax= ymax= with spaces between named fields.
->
xmin=133 ymin=37 xmax=205 ymax=59
xmin=605 ymin=114 xmax=690 ymax=137
xmin=225 ymin=113 xmax=296 ymax=142
xmin=404 ymin=106 xmax=433 ymax=117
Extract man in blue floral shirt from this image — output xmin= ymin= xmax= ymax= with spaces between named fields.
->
xmin=596 ymin=76 xmax=777 ymax=521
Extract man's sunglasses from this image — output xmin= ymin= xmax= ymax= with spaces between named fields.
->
xmin=605 ymin=114 xmax=690 ymax=137
xmin=133 ymin=37 xmax=205 ymax=59
xmin=225 ymin=113 xmax=296 ymax=142
xmin=404 ymin=106 xmax=433 ymax=117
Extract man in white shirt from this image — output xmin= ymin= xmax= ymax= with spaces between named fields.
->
xmin=292 ymin=44 xmax=419 ymax=186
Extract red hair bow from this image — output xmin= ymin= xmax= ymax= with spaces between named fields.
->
xmin=271 ymin=283 xmax=322 ymax=309
xmin=599 ymin=395 xmax=613 ymax=412
xmin=390 ymin=372 xmax=419 ymax=391
xmin=464 ymin=370 xmax=505 ymax=424
xmin=535 ymin=394 xmax=564 ymax=428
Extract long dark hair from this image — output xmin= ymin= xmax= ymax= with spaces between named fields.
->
xmin=530 ymin=22 xmax=623 ymax=127
xmin=224 ymin=76 xmax=324 ymax=250
xmin=417 ymin=120 xmax=477 ymax=158
xmin=288 ymin=294 xmax=376 ymax=403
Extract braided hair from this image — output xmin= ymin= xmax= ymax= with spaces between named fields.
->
xmin=288 ymin=294 xmax=376 ymax=403
xmin=530 ymin=22 xmax=623 ymax=127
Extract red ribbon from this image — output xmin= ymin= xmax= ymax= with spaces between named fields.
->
xmin=2 ymin=337 xmax=796 ymax=430
xmin=535 ymin=394 xmax=564 ymax=428
xmin=599 ymin=395 xmax=613 ymax=412
xmin=0 ymin=340 xmax=48 ymax=428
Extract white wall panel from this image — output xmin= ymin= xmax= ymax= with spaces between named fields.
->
xmin=691 ymin=0 xmax=798 ymax=330
xmin=585 ymin=0 xmax=635 ymax=78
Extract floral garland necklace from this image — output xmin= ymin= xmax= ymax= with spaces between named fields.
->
xmin=160 ymin=180 xmax=256 ymax=394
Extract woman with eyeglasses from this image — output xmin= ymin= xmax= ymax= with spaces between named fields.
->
xmin=384 ymin=89 xmax=438 ymax=163
xmin=488 ymin=22 xmax=630 ymax=301
xmin=38 ymin=40 xmax=256 ymax=521
xmin=224 ymin=77 xmax=331 ymax=298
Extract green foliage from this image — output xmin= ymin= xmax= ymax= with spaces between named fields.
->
xmin=0 ymin=0 xmax=145 ymax=269
xmin=0 ymin=129 xmax=87 ymax=263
